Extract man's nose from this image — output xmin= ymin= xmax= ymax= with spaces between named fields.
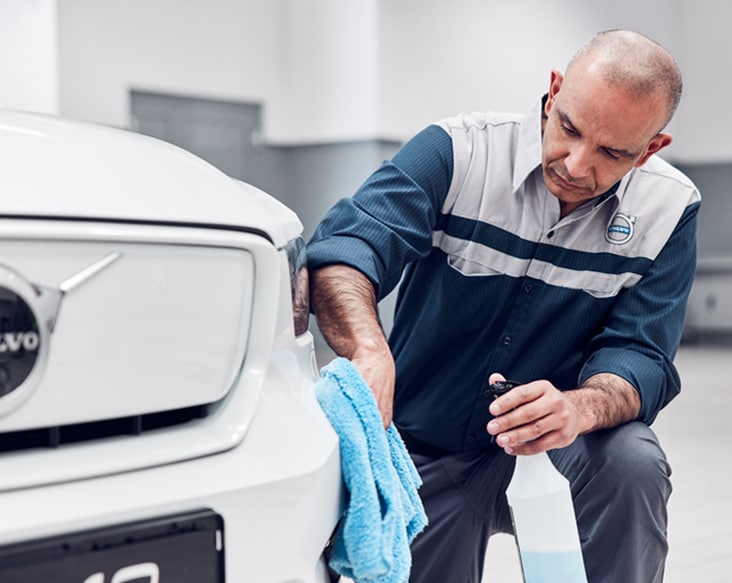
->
xmin=564 ymin=145 xmax=593 ymax=179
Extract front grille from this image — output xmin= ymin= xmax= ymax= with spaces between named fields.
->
xmin=0 ymin=404 xmax=210 ymax=453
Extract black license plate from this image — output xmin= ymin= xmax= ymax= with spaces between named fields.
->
xmin=0 ymin=508 xmax=224 ymax=582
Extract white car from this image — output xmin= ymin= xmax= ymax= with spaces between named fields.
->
xmin=0 ymin=109 xmax=342 ymax=582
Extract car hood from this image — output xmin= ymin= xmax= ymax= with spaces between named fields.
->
xmin=0 ymin=109 xmax=302 ymax=247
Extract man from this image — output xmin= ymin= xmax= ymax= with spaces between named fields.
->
xmin=307 ymin=30 xmax=699 ymax=582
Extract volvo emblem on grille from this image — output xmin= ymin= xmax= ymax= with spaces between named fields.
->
xmin=0 ymin=264 xmax=54 ymax=408
xmin=0 ymin=253 xmax=121 ymax=413
xmin=0 ymin=286 xmax=41 ymax=397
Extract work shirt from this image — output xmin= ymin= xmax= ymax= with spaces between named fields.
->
xmin=307 ymin=97 xmax=701 ymax=452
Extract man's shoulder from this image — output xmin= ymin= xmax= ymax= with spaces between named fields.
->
xmin=436 ymin=110 xmax=523 ymax=133
xmin=633 ymin=156 xmax=701 ymax=205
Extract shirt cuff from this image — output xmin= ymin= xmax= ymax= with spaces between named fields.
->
xmin=578 ymin=347 xmax=680 ymax=424
xmin=307 ymin=236 xmax=385 ymax=295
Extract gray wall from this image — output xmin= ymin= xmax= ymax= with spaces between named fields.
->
xmin=258 ymin=139 xmax=401 ymax=358
xmin=129 ymin=90 xmax=401 ymax=242
xmin=261 ymin=139 xmax=400 ymax=241
xmin=675 ymin=162 xmax=732 ymax=341
xmin=676 ymin=162 xmax=732 ymax=257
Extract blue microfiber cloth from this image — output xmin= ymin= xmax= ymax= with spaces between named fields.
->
xmin=315 ymin=357 xmax=428 ymax=583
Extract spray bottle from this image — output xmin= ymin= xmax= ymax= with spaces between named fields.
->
xmin=490 ymin=380 xmax=588 ymax=583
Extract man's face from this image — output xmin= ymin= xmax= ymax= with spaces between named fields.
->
xmin=541 ymin=61 xmax=671 ymax=215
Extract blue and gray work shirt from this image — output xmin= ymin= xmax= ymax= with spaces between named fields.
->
xmin=307 ymin=97 xmax=701 ymax=453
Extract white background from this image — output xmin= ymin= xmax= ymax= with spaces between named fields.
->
xmin=2 ymin=0 xmax=731 ymax=162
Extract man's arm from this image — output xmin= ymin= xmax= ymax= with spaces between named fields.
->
xmin=578 ymin=202 xmax=699 ymax=424
xmin=306 ymin=125 xmax=454 ymax=429
xmin=311 ymin=263 xmax=396 ymax=427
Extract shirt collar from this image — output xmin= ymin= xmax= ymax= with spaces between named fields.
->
xmin=512 ymin=96 xmax=545 ymax=193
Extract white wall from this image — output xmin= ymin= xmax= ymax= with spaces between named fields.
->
xmin=269 ymin=0 xmax=379 ymax=143
xmin=377 ymin=0 xmax=682 ymax=143
xmin=0 ymin=0 xmax=59 ymax=113
xmin=57 ymin=0 xmax=282 ymax=129
xmin=671 ymin=1 xmax=732 ymax=163
xmin=3 ymin=0 xmax=729 ymax=162
xmin=57 ymin=0 xmax=379 ymax=144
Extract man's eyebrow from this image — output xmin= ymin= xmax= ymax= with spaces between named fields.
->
xmin=558 ymin=109 xmax=639 ymax=159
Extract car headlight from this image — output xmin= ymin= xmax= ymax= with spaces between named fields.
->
xmin=285 ymin=237 xmax=310 ymax=336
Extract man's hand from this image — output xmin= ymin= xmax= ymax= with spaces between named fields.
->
xmin=486 ymin=372 xmax=641 ymax=455
xmin=352 ymin=347 xmax=396 ymax=428
xmin=486 ymin=373 xmax=584 ymax=455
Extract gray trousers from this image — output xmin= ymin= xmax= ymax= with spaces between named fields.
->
xmin=407 ymin=422 xmax=672 ymax=583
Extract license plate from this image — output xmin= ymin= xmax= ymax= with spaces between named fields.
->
xmin=0 ymin=508 xmax=224 ymax=582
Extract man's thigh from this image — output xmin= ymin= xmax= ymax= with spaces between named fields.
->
xmin=408 ymin=447 xmax=516 ymax=583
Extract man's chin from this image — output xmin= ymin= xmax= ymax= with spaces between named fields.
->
xmin=547 ymin=187 xmax=597 ymax=211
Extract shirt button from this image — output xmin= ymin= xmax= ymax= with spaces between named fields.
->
xmin=502 ymin=336 xmax=512 ymax=346
xmin=524 ymin=283 xmax=534 ymax=293
xmin=467 ymin=435 xmax=475 ymax=443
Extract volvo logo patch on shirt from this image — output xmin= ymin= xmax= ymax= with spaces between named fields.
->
xmin=605 ymin=213 xmax=636 ymax=244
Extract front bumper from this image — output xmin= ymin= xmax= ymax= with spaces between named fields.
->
xmin=0 ymin=368 xmax=342 ymax=583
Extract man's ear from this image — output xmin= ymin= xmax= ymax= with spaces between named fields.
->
xmin=635 ymin=133 xmax=673 ymax=167
xmin=545 ymin=69 xmax=564 ymax=114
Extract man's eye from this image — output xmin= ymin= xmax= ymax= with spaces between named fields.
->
xmin=561 ymin=125 xmax=578 ymax=136
xmin=603 ymin=149 xmax=621 ymax=160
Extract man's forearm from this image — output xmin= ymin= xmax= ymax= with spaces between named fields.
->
xmin=311 ymin=264 xmax=396 ymax=426
xmin=568 ymin=373 xmax=642 ymax=434
xmin=310 ymin=264 xmax=389 ymax=360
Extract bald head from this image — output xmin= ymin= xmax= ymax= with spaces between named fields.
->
xmin=567 ymin=30 xmax=682 ymax=129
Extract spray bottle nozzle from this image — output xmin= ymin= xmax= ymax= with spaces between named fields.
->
xmin=488 ymin=379 xmax=522 ymax=397
xmin=488 ymin=380 xmax=522 ymax=444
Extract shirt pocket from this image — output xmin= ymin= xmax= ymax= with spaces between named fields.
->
xmin=445 ymin=248 xmax=530 ymax=278
xmin=564 ymin=270 xmax=642 ymax=299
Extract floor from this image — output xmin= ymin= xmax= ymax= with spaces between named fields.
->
xmin=481 ymin=343 xmax=732 ymax=582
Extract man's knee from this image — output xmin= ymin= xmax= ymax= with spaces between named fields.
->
xmin=551 ymin=422 xmax=672 ymax=504
xmin=557 ymin=424 xmax=671 ymax=582
xmin=591 ymin=423 xmax=671 ymax=487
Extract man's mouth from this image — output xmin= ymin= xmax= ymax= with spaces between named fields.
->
xmin=549 ymin=167 xmax=589 ymax=193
